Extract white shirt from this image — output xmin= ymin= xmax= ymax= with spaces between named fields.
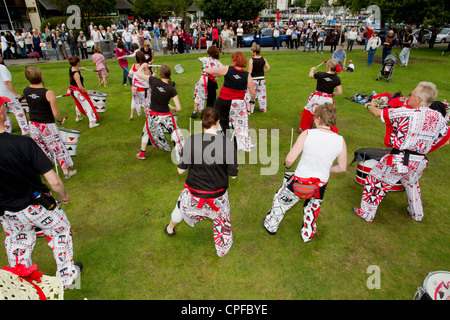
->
xmin=237 ymin=27 xmax=243 ymax=36
xmin=348 ymin=30 xmax=358 ymax=40
xmin=91 ymin=30 xmax=101 ymax=42
xmin=122 ymin=31 xmax=131 ymax=42
xmin=367 ymin=36 xmax=381 ymax=50
xmin=0 ymin=65 xmax=15 ymax=100
xmin=294 ymin=129 xmax=344 ymax=183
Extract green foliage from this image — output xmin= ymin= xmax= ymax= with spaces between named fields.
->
xmin=199 ymin=0 xmax=266 ymax=21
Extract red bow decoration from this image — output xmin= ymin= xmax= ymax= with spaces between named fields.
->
xmin=3 ymin=257 xmax=47 ymax=300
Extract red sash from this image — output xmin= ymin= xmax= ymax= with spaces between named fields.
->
xmin=70 ymin=86 xmax=100 ymax=120
xmin=184 ymin=183 xmax=224 ymax=212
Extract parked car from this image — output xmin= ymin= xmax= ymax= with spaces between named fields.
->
xmin=412 ymin=28 xmax=431 ymax=43
xmin=241 ymin=28 xmax=288 ymax=47
xmin=436 ymin=28 xmax=450 ymax=43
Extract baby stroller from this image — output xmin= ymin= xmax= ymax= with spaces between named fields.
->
xmin=376 ymin=54 xmax=397 ymax=82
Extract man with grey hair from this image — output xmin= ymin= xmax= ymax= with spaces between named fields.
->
xmin=352 ymin=82 xmax=450 ymax=223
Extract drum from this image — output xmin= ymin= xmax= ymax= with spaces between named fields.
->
xmin=174 ymin=64 xmax=184 ymax=74
xmin=414 ymin=271 xmax=450 ymax=300
xmin=88 ymin=90 xmax=108 ymax=113
xmin=352 ymin=148 xmax=404 ymax=192
xmin=59 ymin=127 xmax=81 ymax=157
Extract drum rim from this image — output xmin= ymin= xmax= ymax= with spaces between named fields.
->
xmin=59 ymin=127 xmax=81 ymax=134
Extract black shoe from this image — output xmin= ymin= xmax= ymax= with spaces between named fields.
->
xmin=75 ymin=262 xmax=83 ymax=274
xmin=164 ymin=224 xmax=176 ymax=237
xmin=190 ymin=110 xmax=198 ymax=119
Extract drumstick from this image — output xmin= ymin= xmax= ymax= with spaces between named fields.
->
xmin=60 ymin=115 xmax=68 ymax=125
xmin=148 ymin=65 xmax=162 ymax=68
xmin=83 ymin=68 xmax=98 ymax=72
xmin=55 ymin=94 xmax=70 ymax=99
xmin=315 ymin=60 xmax=328 ymax=68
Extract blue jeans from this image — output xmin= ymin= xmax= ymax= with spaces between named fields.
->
xmin=272 ymin=37 xmax=279 ymax=50
xmin=303 ymin=41 xmax=311 ymax=52
xmin=367 ymin=48 xmax=377 ymax=66
xmin=382 ymin=48 xmax=391 ymax=63
xmin=315 ymin=41 xmax=324 ymax=53
xmin=121 ymin=66 xmax=131 ymax=85
xmin=125 ymin=42 xmax=131 ymax=51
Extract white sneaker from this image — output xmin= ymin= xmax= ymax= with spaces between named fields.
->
xmin=89 ymin=122 xmax=100 ymax=128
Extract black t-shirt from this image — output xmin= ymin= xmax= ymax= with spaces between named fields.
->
xmin=251 ymin=56 xmax=265 ymax=78
xmin=69 ymin=67 xmax=83 ymax=87
xmin=140 ymin=47 xmax=153 ymax=63
xmin=314 ymin=72 xmax=341 ymax=94
xmin=23 ymin=86 xmax=55 ymax=123
xmin=404 ymin=34 xmax=414 ymax=48
xmin=178 ymin=133 xmax=239 ymax=198
xmin=0 ymin=133 xmax=53 ymax=211
xmin=149 ymin=76 xmax=177 ymax=113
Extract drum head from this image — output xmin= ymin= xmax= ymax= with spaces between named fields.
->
xmin=352 ymin=148 xmax=391 ymax=165
xmin=174 ymin=64 xmax=184 ymax=74
xmin=423 ymin=271 xmax=450 ymax=300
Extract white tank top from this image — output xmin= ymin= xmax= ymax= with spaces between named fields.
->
xmin=294 ymin=129 xmax=344 ymax=183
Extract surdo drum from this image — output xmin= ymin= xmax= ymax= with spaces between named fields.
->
xmin=58 ymin=127 xmax=81 ymax=157
xmin=87 ymin=90 xmax=108 ymax=113
xmin=414 ymin=271 xmax=450 ymax=300
xmin=352 ymin=148 xmax=405 ymax=192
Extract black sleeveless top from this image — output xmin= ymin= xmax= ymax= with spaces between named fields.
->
xmin=23 ymin=86 xmax=54 ymax=123
xmin=251 ymin=56 xmax=265 ymax=78
xmin=69 ymin=67 xmax=83 ymax=87
xmin=218 ymin=67 xmax=248 ymax=100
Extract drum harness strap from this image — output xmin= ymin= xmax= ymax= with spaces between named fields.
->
xmin=389 ymin=148 xmax=427 ymax=166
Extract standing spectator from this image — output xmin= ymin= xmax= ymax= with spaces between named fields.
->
xmin=382 ymin=30 xmax=396 ymax=63
xmin=67 ymin=29 xmax=79 ymax=57
xmin=315 ymin=28 xmax=325 ymax=53
xmin=272 ymin=25 xmax=280 ymax=50
xmin=55 ymin=31 xmax=68 ymax=60
xmin=122 ymin=27 xmax=132 ymax=51
xmin=77 ymin=31 xmax=88 ymax=59
xmin=39 ymin=38 xmax=49 ymax=60
xmin=330 ymin=29 xmax=339 ymax=53
xmin=286 ymin=25 xmax=293 ymax=49
xmin=220 ymin=25 xmax=233 ymax=54
xmin=332 ymin=45 xmax=347 ymax=69
xmin=429 ymin=27 xmax=437 ymax=49
xmin=212 ymin=24 xmax=219 ymax=48
xmin=254 ymin=27 xmax=262 ymax=46
xmin=364 ymin=25 xmax=373 ymax=52
xmin=171 ymin=32 xmax=179 ymax=54
xmin=30 ymin=30 xmax=42 ymax=61
xmin=90 ymin=25 xmax=101 ymax=47
xmin=14 ymin=32 xmax=26 ymax=58
xmin=399 ymin=28 xmax=413 ymax=67
xmin=366 ymin=31 xmax=381 ymax=66
xmin=236 ymin=23 xmax=244 ymax=48
xmin=22 ymin=28 xmax=32 ymax=54
xmin=206 ymin=26 xmax=213 ymax=50
xmin=346 ymin=27 xmax=357 ymax=52
xmin=49 ymin=29 xmax=60 ymax=60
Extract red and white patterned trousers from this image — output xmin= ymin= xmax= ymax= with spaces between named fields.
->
xmin=171 ymin=188 xmax=233 ymax=257
xmin=29 ymin=122 xmax=74 ymax=171
xmin=1 ymin=203 xmax=79 ymax=289
xmin=355 ymin=154 xmax=428 ymax=222
xmin=4 ymin=99 xmax=29 ymax=135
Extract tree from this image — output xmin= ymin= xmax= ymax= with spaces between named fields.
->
xmin=307 ymin=0 xmax=328 ymax=13
xmin=198 ymin=0 xmax=266 ymax=21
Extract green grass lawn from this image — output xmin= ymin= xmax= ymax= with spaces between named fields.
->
xmin=2 ymin=46 xmax=449 ymax=300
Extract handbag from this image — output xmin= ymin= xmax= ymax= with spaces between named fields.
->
xmin=292 ymin=177 xmax=321 ymax=199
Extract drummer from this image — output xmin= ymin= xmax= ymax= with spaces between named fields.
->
xmin=353 ymin=82 xmax=449 ymax=222
xmin=298 ymin=59 xmax=342 ymax=133
xmin=245 ymin=43 xmax=270 ymax=113
xmin=263 ymin=103 xmax=347 ymax=242
xmin=204 ymin=51 xmax=256 ymax=152
xmin=191 ymin=45 xmax=222 ymax=119
xmin=135 ymin=63 xmax=184 ymax=162
xmin=23 ymin=66 xmax=77 ymax=179
xmin=164 ymin=107 xmax=238 ymax=257
xmin=68 ymin=56 xmax=100 ymax=128
xmin=128 ymin=51 xmax=151 ymax=120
